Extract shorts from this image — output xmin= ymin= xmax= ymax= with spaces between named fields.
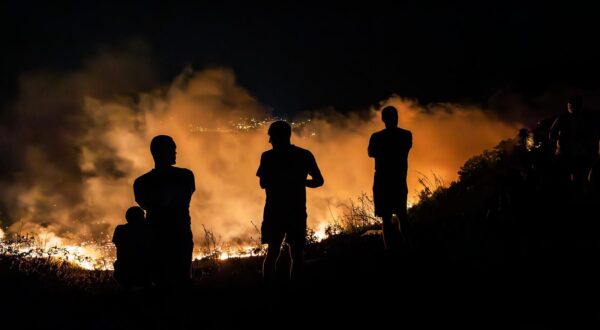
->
xmin=261 ymin=215 xmax=307 ymax=246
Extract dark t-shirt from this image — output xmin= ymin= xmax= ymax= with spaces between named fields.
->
xmin=368 ymin=127 xmax=412 ymax=188
xmin=256 ymin=145 xmax=321 ymax=219
xmin=133 ymin=167 xmax=195 ymax=231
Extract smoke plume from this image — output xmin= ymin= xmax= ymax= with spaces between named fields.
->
xmin=0 ymin=48 xmax=521 ymax=249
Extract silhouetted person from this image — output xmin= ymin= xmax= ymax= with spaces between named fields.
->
xmin=257 ymin=121 xmax=324 ymax=285
xmin=368 ymin=106 xmax=412 ymax=251
xmin=549 ymin=95 xmax=597 ymax=195
xmin=112 ymin=206 xmax=149 ymax=288
xmin=134 ymin=135 xmax=195 ymax=288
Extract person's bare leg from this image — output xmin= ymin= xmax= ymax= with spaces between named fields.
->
xmin=262 ymin=237 xmax=284 ymax=284
xmin=288 ymin=242 xmax=305 ymax=283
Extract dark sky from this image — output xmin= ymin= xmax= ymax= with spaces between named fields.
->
xmin=2 ymin=1 xmax=599 ymax=116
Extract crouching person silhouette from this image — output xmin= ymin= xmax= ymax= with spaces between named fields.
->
xmin=257 ymin=121 xmax=324 ymax=286
xmin=112 ymin=206 xmax=150 ymax=288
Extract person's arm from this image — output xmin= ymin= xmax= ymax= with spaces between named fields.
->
xmin=112 ymin=226 xmax=122 ymax=246
xmin=305 ymin=152 xmax=324 ymax=188
xmin=549 ymin=115 xmax=561 ymax=142
xmin=257 ymin=153 xmax=270 ymax=189
xmin=133 ymin=178 xmax=148 ymax=210
xmin=368 ymin=134 xmax=377 ymax=158
xmin=188 ymin=170 xmax=196 ymax=194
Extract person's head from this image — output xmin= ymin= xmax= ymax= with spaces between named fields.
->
xmin=381 ymin=106 xmax=398 ymax=128
xmin=567 ymin=95 xmax=583 ymax=114
xmin=268 ymin=121 xmax=292 ymax=149
xmin=125 ymin=206 xmax=145 ymax=225
xmin=150 ymin=135 xmax=176 ymax=167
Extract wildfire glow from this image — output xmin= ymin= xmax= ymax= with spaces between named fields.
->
xmin=314 ymin=223 xmax=329 ymax=242
xmin=0 ymin=232 xmax=113 ymax=270
xmin=0 ymin=49 xmax=521 ymax=269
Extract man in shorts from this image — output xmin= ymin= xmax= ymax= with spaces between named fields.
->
xmin=257 ymin=121 xmax=324 ymax=284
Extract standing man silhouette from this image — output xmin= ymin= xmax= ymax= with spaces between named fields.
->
xmin=549 ymin=95 xmax=597 ymax=195
xmin=134 ymin=135 xmax=195 ymax=288
xmin=368 ymin=106 xmax=412 ymax=251
xmin=257 ymin=121 xmax=324 ymax=284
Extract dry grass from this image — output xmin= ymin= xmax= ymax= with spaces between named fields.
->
xmin=0 ymin=235 xmax=114 ymax=290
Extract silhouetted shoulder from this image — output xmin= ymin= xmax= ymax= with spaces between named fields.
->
xmin=291 ymin=144 xmax=313 ymax=156
xmin=172 ymin=166 xmax=196 ymax=192
xmin=173 ymin=166 xmax=195 ymax=178
xmin=112 ymin=224 xmax=127 ymax=245
xmin=400 ymin=128 xmax=413 ymax=145
xmin=368 ymin=130 xmax=385 ymax=157
xmin=257 ymin=150 xmax=274 ymax=177
xmin=260 ymin=149 xmax=275 ymax=159
xmin=392 ymin=127 xmax=412 ymax=138
xmin=135 ymin=167 xmax=194 ymax=182
xmin=173 ymin=166 xmax=194 ymax=175
xmin=133 ymin=170 xmax=157 ymax=195
xmin=369 ymin=127 xmax=412 ymax=141
xmin=134 ymin=170 xmax=152 ymax=184
xmin=370 ymin=129 xmax=386 ymax=139
xmin=292 ymin=145 xmax=320 ymax=167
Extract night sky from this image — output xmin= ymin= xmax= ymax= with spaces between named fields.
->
xmin=2 ymin=1 xmax=599 ymax=116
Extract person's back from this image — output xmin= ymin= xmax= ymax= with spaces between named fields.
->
xmin=134 ymin=166 xmax=194 ymax=231
xmin=259 ymin=145 xmax=316 ymax=219
xmin=369 ymin=126 xmax=412 ymax=185
xmin=112 ymin=206 xmax=148 ymax=288
xmin=368 ymin=106 xmax=412 ymax=251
